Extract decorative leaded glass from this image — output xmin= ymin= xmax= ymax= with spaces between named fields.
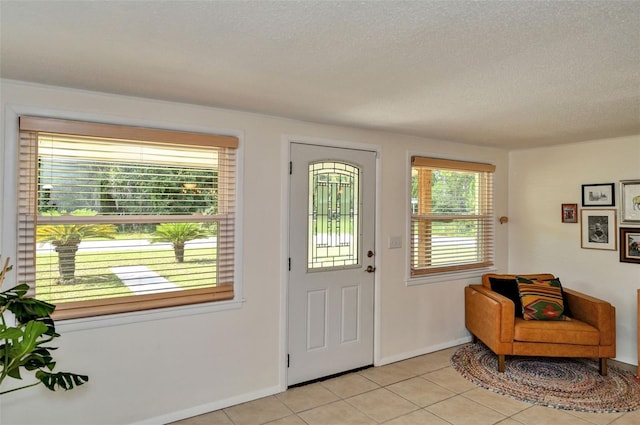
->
xmin=308 ymin=162 xmax=360 ymax=270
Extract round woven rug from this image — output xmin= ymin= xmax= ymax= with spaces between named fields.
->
xmin=451 ymin=343 xmax=640 ymax=413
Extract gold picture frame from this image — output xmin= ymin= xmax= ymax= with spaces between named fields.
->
xmin=580 ymin=209 xmax=617 ymax=250
xmin=620 ymin=180 xmax=640 ymax=224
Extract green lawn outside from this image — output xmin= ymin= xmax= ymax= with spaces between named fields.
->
xmin=36 ymin=246 xmax=217 ymax=303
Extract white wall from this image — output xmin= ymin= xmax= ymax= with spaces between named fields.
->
xmin=375 ymin=139 xmax=510 ymax=362
xmin=509 ymin=136 xmax=640 ymax=366
xmin=0 ymin=80 xmax=509 ymax=425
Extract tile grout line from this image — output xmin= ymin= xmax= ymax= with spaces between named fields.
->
xmin=173 ymin=346 xmax=638 ymax=425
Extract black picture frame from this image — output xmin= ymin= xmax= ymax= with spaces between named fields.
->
xmin=582 ymin=183 xmax=615 ymax=207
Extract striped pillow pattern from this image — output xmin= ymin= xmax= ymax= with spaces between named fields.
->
xmin=516 ymin=277 xmax=567 ymax=321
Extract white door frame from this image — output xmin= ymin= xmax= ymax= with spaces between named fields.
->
xmin=280 ymin=135 xmax=382 ymax=390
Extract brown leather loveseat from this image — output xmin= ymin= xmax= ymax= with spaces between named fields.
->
xmin=465 ymin=273 xmax=616 ymax=375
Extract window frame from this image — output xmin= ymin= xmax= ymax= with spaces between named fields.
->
xmin=408 ymin=155 xmax=496 ymax=283
xmin=16 ymin=116 xmax=241 ymax=320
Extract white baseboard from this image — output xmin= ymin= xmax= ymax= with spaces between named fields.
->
xmin=129 ymin=384 xmax=284 ymax=425
xmin=377 ymin=336 xmax=472 ymax=366
xmin=131 ymin=337 xmax=477 ymax=424
xmin=377 ymin=337 xmax=636 ymax=372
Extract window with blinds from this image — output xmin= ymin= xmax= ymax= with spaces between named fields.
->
xmin=17 ymin=117 xmax=238 ymax=319
xmin=410 ymin=156 xmax=495 ymax=277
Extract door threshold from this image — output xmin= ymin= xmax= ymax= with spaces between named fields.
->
xmin=288 ymin=364 xmax=374 ymax=389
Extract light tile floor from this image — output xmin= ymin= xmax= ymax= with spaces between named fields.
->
xmin=172 ymin=346 xmax=640 ymax=425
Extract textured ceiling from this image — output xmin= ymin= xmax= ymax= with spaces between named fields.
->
xmin=1 ymin=1 xmax=639 ymax=149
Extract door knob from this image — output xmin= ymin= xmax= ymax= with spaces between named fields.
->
xmin=365 ymin=265 xmax=376 ymax=273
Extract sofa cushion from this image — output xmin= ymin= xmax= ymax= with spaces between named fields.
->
xmin=517 ymin=277 xmax=567 ymax=320
xmin=514 ymin=317 xmax=600 ymax=345
xmin=540 ymin=276 xmax=572 ymax=317
xmin=489 ymin=277 xmax=523 ymax=318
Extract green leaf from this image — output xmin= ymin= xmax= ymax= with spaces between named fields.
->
xmin=10 ymin=298 xmax=56 ymax=325
xmin=7 ymin=367 xmax=22 ymax=379
xmin=0 ymin=284 xmax=29 ymax=307
xmin=71 ymin=374 xmax=86 ymax=386
xmin=35 ymin=371 xmax=89 ymax=391
xmin=22 ymin=349 xmax=54 ymax=371
xmin=0 ymin=274 xmax=88 ymax=394
xmin=0 ymin=327 xmax=23 ymax=340
xmin=18 ymin=321 xmax=48 ymax=353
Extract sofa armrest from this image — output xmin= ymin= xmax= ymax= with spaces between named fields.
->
xmin=465 ymin=285 xmax=515 ymax=346
xmin=564 ymin=288 xmax=616 ymax=346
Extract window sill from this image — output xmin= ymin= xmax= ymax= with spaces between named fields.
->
xmin=56 ymin=297 xmax=245 ymax=333
xmin=406 ymin=267 xmax=496 ymax=286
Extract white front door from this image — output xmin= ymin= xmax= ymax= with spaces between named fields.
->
xmin=288 ymin=143 xmax=376 ymax=386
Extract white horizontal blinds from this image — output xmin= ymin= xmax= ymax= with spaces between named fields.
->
xmin=19 ymin=117 xmax=237 ymax=319
xmin=216 ymin=148 xmax=235 ymax=286
xmin=17 ymin=130 xmax=38 ymax=296
xmin=410 ymin=156 xmax=495 ymax=276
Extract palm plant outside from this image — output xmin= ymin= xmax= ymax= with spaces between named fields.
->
xmin=36 ymin=210 xmax=117 ymax=284
xmin=151 ymin=222 xmax=209 ymax=263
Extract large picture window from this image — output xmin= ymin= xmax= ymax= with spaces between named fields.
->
xmin=410 ymin=156 xmax=495 ymax=277
xmin=17 ymin=117 xmax=238 ymax=319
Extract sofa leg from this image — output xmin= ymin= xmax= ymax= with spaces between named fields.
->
xmin=471 ymin=334 xmax=478 ymax=344
xmin=498 ymin=355 xmax=506 ymax=373
xmin=599 ymin=358 xmax=608 ymax=376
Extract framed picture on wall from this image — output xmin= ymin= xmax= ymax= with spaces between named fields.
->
xmin=620 ymin=180 xmax=640 ymax=224
xmin=582 ymin=183 xmax=615 ymax=207
xmin=619 ymin=227 xmax=640 ymax=264
xmin=580 ymin=209 xmax=617 ymax=250
xmin=561 ymin=203 xmax=578 ymax=223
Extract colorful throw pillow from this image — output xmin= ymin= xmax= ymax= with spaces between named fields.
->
xmin=489 ymin=277 xmax=523 ymax=318
xmin=549 ymin=277 xmax=572 ymax=318
xmin=516 ymin=276 xmax=567 ymax=321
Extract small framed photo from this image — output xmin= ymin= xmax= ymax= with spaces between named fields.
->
xmin=580 ymin=209 xmax=617 ymax=250
xmin=620 ymin=180 xmax=640 ymax=224
xmin=619 ymin=227 xmax=640 ymax=264
xmin=561 ymin=203 xmax=578 ymax=223
xmin=582 ymin=183 xmax=615 ymax=206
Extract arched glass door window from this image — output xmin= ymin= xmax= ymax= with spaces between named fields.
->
xmin=307 ymin=161 xmax=360 ymax=270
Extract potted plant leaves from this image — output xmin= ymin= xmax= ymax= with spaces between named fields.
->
xmin=0 ymin=256 xmax=88 ymax=395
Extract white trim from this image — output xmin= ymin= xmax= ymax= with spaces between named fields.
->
xmin=377 ymin=336 xmax=471 ymax=366
xmin=404 ymin=149 xmax=497 ymax=285
xmin=406 ymin=267 xmax=497 ymax=286
xmin=57 ymin=298 xmax=245 ymax=333
xmin=129 ymin=384 xmax=282 ymax=425
xmin=281 ymin=134 xmax=383 ymax=385
xmin=278 ymin=135 xmax=291 ymax=391
xmin=0 ymin=107 xmax=19 ymax=269
xmin=1 ymin=104 xmax=246 ymax=329
xmin=404 ymin=150 xmax=413 ymax=284
xmin=284 ymin=134 xmax=381 ymax=153
xmin=373 ymin=146 xmax=382 ymax=367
